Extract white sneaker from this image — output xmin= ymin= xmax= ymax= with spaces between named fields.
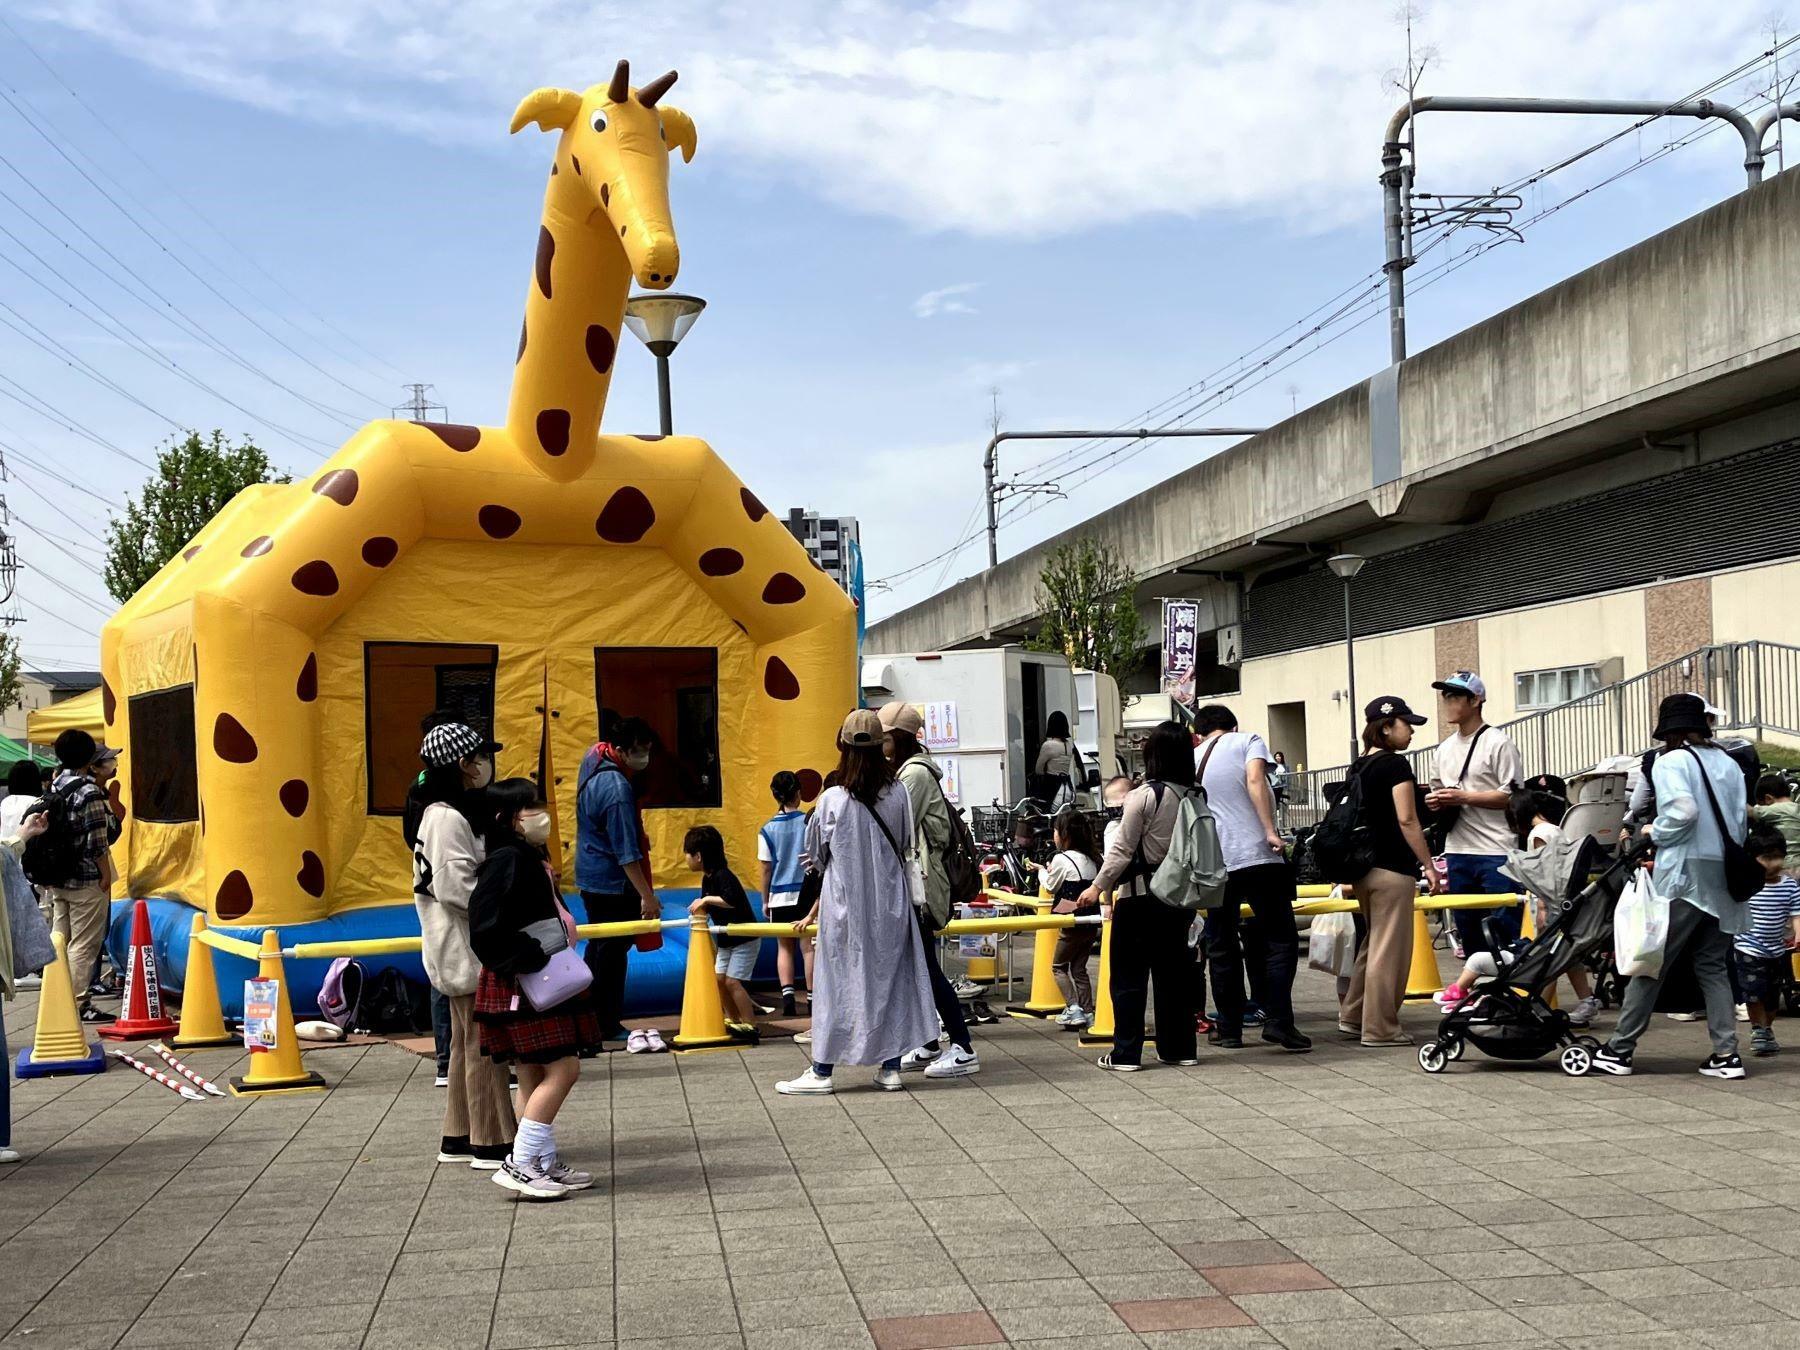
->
xmin=493 ymin=1156 xmax=569 ymax=1201
xmin=644 ymin=1029 xmax=668 ymax=1053
xmin=949 ymin=977 xmax=984 ymax=997
xmin=924 ymin=1045 xmax=980 ymax=1078
xmin=626 ymin=1029 xmax=651 ymax=1054
xmin=15 ymin=973 xmax=40 ymax=989
xmin=776 ymin=1068 xmax=835 ymax=1096
xmin=898 ymin=1046 xmax=937 ymax=1072
xmin=1737 ymin=1004 xmax=1751 ymax=1023
xmin=0 ymin=1147 xmax=19 ymax=1164
xmin=1666 ymin=1011 xmax=1703 ymax=1022
xmin=1567 ymin=997 xmax=1603 ymax=1027
xmin=434 ymin=1073 xmax=449 ymax=1087
xmin=543 ymin=1158 xmax=595 ymax=1191
xmin=1051 ymin=1004 xmax=1080 ymax=1026
xmin=793 ymin=1030 xmax=813 ymax=1045
xmin=1064 ymin=1008 xmax=1092 ymax=1029
xmin=873 ymin=1067 xmax=905 ymax=1091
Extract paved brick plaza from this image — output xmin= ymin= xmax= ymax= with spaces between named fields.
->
xmin=6 ymin=968 xmax=1800 ymax=1350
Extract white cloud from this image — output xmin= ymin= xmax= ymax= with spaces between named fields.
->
xmin=19 ymin=1 xmax=1779 ymax=239
xmin=912 ymin=281 xmax=981 ymax=317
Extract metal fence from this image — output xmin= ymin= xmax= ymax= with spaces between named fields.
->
xmin=1280 ymin=640 xmax=1800 ymax=832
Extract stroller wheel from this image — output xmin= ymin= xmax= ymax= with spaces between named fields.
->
xmin=1418 ymin=1042 xmax=1448 ymax=1074
xmin=1444 ymin=1037 xmax=1465 ymax=1062
xmin=1560 ymin=1045 xmax=1593 ymax=1076
xmin=1577 ymin=1035 xmax=1602 ymax=1052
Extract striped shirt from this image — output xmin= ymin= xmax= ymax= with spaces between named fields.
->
xmin=1736 ymin=876 xmax=1800 ymax=960
xmin=757 ymin=810 xmax=808 ymax=898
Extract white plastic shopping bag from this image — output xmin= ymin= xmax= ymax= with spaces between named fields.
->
xmin=1307 ymin=911 xmax=1359 ymax=978
xmin=1613 ymin=868 xmax=1670 ymax=979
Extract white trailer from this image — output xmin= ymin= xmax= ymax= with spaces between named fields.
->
xmin=861 ymin=646 xmax=1078 ymax=809
xmin=1073 ymin=668 xmax=1123 ymax=786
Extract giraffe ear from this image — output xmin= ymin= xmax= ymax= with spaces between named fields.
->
xmin=658 ymin=105 xmax=698 ymax=163
xmin=510 ymin=87 xmax=582 ymax=135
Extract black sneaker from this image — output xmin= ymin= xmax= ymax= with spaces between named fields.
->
xmin=970 ymin=1000 xmax=999 ymax=1025
xmin=1588 ymin=1046 xmax=1633 ymax=1076
xmin=782 ymin=991 xmax=797 ymax=1018
xmin=1262 ymin=1024 xmax=1313 ymax=1053
xmin=78 ymin=1005 xmax=115 ymax=1024
xmin=1752 ymin=1027 xmax=1780 ymax=1057
xmin=437 ymin=1136 xmax=474 ymax=1163
xmin=1699 ymin=1052 xmax=1746 ymax=1080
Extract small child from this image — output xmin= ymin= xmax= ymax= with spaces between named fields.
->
xmin=1750 ymin=775 xmax=1800 ymax=878
xmin=758 ymin=771 xmax=811 ymax=1017
xmin=1040 ymin=808 xmax=1102 ymax=1029
xmin=1735 ymin=830 xmax=1800 ymax=1057
xmin=684 ymin=825 xmax=761 ymax=1043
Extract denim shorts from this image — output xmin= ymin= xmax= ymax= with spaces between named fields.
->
xmin=715 ymin=939 xmax=759 ymax=980
xmin=1734 ymin=949 xmax=1789 ymax=1005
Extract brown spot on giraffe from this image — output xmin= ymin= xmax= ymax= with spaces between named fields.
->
xmin=601 ymin=183 xmax=610 ymax=206
xmin=698 ymin=547 xmax=743 ymax=577
xmin=571 ymin=154 xmax=582 ymax=176
xmin=297 ymin=851 xmax=326 ymax=898
xmin=362 ymin=536 xmax=399 ymax=568
xmin=292 ymin=561 xmax=340 ymax=596
xmin=421 ymin=422 xmax=481 ymax=452
xmin=102 ymin=678 xmax=116 ymax=725
xmin=479 ymin=505 xmax=523 ymax=539
xmin=279 ymin=780 xmax=310 ymax=817
xmin=107 ymin=779 xmax=125 ymax=822
xmin=297 ymin=654 xmax=319 ymax=703
xmin=796 ymin=768 xmax=823 ymax=802
xmin=215 ymin=870 xmax=253 ymax=921
xmin=241 ymin=535 xmax=273 ymax=558
xmin=535 ymin=225 xmax=555 ymax=299
xmin=634 ymin=434 xmax=665 ymax=442
xmin=764 ymin=656 xmax=800 ymax=701
xmin=549 ymin=161 xmax=558 ymax=176
xmin=517 ymin=318 xmax=527 ymax=364
xmin=182 ymin=546 xmax=201 ymax=561
xmin=585 ymin=324 xmax=616 ymax=374
xmin=741 ymin=488 xmax=769 ymax=522
xmin=214 ymin=713 xmax=258 ymax=763
xmin=312 ymin=469 xmax=359 ymax=506
xmin=595 ymin=488 xmax=654 ymax=543
xmin=762 ymin=573 xmax=806 ymax=605
xmin=537 ymin=409 xmax=571 ymax=456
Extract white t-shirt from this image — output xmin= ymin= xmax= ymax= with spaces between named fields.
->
xmin=1043 ymin=849 xmax=1099 ymax=895
xmin=1195 ymin=731 xmax=1280 ymax=872
xmin=1527 ymin=820 xmax=1560 ymax=850
xmin=1434 ymin=725 xmax=1524 ymax=857
xmin=0 ymin=792 xmax=40 ymax=839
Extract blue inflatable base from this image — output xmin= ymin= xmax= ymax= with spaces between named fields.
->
xmin=16 ymin=1043 xmax=107 ymax=1078
xmin=106 ymin=890 xmax=781 ymax=1021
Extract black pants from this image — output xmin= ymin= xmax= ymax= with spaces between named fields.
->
xmin=1206 ymin=863 xmax=1301 ymax=1036
xmin=582 ymin=889 xmax=638 ymax=1036
xmin=1109 ymin=896 xmax=1197 ymax=1066
xmin=918 ymin=915 xmax=972 ymax=1051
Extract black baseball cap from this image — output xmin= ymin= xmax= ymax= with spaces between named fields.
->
xmin=1363 ymin=695 xmax=1428 ymax=726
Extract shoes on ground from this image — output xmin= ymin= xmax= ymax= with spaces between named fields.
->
xmin=493 ymin=1156 xmax=569 ymax=1201
xmin=78 ymin=1006 xmax=114 ymax=1024
xmin=1588 ymin=1046 xmax=1633 ymax=1075
xmin=949 ymin=977 xmax=985 ymax=998
xmin=776 ymin=1068 xmax=834 ymax=1095
xmin=626 ymin=1029 xmax=652 ymax=1054
xmin=924 ymin=1045 xmax=979 ymax=1078
xmin=0 ymin=1148 xmax=19 ymax=1164
xmin=1567 ymin=997 xmax=1603 ymax=1027
xmin=1751 ymin=1026 xmax=1780 ymax=1057
xmin=468 ymin=1144 xmax=508 ymax=1171
xmin=969 ymin=1000 xmax=999 ymax=1025
xmin=1242 ymin=1003 xmax=1268 ymax=1026
xmin=873 ymin=1067 xmax=905 ymax=1091
xmin=899 ymin=1046 xmax=937 ymax=1072
xmin=433 ymin=1073 xmax=449 ymax=1088
xmin=644 ymin=1028 xmax=668 ymax=1053
xmin=1095 ymin=1053 xmax=1140 ymax=1072
xmin=1262 ymin=1024 xmax=1313 ymax=1053
xmin=726 ymin=1021 xmax=761 ymax=1045
xmin=1156 ymin=1056 xmax=1200 ymax=1066
xmin=437 ymin=1136 xmax=474 ymax=1163
xmin=1736 ymin=1004 xmax=1751 ymax=1023
xmin=1336 ymin=1021 xmax=1361 ymax=1038
xmin=1700 ymin=1052 xmax=1746 ymax=1080
xmin=542 ymin=1157 xmax=595 ymax=1190
xmin=1665 ymin=1011 xmax=1704 ymax=1022
xmin=793 ymin=1030 xmax=813 ymax=1045
xmin=1358 ymin=1032 xmax=1414 ymax=1047
xmin=14 ymin=973 xmax=39 ymax=989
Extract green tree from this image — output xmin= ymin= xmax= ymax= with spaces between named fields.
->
xmin=0 ymin=633 xmax=21 ymax=715
xmin=103 ymin=431 xmax=288 ymax=603
xmin=1026 ymin=538 xmax=1146 ymax=686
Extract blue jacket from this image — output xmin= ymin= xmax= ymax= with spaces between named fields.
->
xmin=575 ymin=751 xmax=643 ymax=895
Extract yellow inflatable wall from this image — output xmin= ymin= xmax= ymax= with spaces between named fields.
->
xmin=98 ymin=62 xmax=856 ymax=925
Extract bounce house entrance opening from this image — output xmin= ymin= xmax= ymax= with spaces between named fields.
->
xmin=595 ymin=646 xmax=720 ymax=810
xmin=364 ymin=643 xmax=498 ymax=813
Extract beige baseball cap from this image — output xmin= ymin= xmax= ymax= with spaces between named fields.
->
xmin=840 ymin=708 xmax=884 ymax=746
xmin=876 ymin=701 xmax=923 ymax=738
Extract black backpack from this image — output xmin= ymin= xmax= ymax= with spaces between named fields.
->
xmin=1311 ymin=760 xmax=1379 ymax=884
xmin=318 ymin=960 xmax=431 ymax=1035
xmin=21 ymin=779 xmax=91 ymax=888
xmin=930 ymin=776 xmax=984 ymax=910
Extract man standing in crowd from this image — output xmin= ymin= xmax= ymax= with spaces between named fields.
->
xmin=576 ymin=717 xmax=660 ymax=1044
xmin=1193 ymin=705 xmax=1310 ymax=1052
xmin=1426 ymin=672 xmax=1524 ymax=958
xmin=41 ymin=730 xmax=118 ymax=1024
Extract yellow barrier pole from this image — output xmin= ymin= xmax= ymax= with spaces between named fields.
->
xmin=172 ymin=915 xmax=237 ymax=1049
xmin=671 ymin=917 xmax=737 ymax=1053
xmin=13 ymin=932 xmax=105 ymax=1078
xmin=1007 ymin=893 xmax=1066 ymax=1018
xmin=1078 ymin=908 xmax=1115 ymax=1048
xmin=1403 ymin=910 xmax=1445 ymax=1001
xmin=229 ymin=931 xmax=327 ymax=1097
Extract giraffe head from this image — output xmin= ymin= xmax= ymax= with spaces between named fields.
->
xmin=510 ymin=61 xmax=698 ymax=290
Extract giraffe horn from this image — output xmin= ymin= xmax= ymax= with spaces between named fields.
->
xmin=637 ymin=70 xmax=678 ymax=107
xmin=607 ymin=59 xmax=630 ymax=103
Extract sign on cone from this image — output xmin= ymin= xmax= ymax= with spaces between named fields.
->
xmin=99 ymin=899 xmax=181 ymax=1040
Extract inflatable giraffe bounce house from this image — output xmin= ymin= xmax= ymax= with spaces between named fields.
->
xmin=98 ymin=63 xmax=856 ymax=1013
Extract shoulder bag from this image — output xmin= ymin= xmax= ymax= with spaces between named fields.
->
xmin=1425 ymin=725 xmax=1488 ymax=855
xmin=863 ymin=795 xmax=930 ymax=920
xmin=1681 ymin=745 xmax=1762 ymax=902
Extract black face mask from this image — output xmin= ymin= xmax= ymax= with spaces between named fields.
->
xmin=1103 ymin=805 xmax=1125 ymax=822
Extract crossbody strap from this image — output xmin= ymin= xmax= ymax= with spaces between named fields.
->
xmin=861 ymin=796 xmax=909 ymax=873
xmin=1455 ymin=724 xmax=1488 ymax=785
xmin=1680 ymin=745 xmax=1739 ymax=843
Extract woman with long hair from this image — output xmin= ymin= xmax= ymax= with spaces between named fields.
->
xmin=1339 ymin=697 xmax=1444 ymax=1048
xmin=776 ymin=710 xmax=937 ymax=1096
xmin=1032 ymin=709 xmax=1081 ymax=808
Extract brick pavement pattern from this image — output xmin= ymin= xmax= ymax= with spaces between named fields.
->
xmin=5 ymin=971 xmax=1800 ymax=1349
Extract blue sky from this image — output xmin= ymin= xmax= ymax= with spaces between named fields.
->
xmin=1 ymin=0 xmax=1793 ymax=675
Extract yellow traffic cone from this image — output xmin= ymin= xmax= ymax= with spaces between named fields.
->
xmin=1078 ymin=911 xmax=1115 ymax=1047
xmin=14 ymin=931 xmax=106 ymax=1078
xmin=1403 ymin=908 xmax=1445 ymax=1000
xmin=172 ymin=915 xmax=238 ymax=1049
xmin=671 ymin=917 xmax=737 ymax=1052
xmin=1008 ymin=894 xmax=1066 ymax=1018
xmin=1517 ymin=902 xmax=1556 ymax=1008
xmin=228 ymin=930 xmax=327 ymax=1096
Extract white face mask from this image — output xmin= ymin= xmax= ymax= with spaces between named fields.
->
xmin=625 ymin=750 xmax=650 ymax=772
xmin=466 ymin=757 xmax=494 ymax=790
xmin=517 ymin=811 xmax=552 ymax=845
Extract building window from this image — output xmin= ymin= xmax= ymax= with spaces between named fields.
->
xmin=595 ymin=648 xmax=721 ymax=809
xmin=1515 ymin=664 xmax=1602 ymax=711
xmin=365 ymin=643 xmax=498 ymax=813
xmin=128 ymin=685 xmax=199 ymax=824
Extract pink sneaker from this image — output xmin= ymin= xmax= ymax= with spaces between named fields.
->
xmin=1433 ymin=985 xmax=1468 ymax=1011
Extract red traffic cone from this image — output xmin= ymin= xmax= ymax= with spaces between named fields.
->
xmin=99 ymin=899 xmax=181 ymax=1041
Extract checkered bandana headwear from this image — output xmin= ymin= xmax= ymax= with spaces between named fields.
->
xmin=421 ymin=722 xmax=486 ymax=767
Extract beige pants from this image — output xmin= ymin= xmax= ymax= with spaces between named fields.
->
xmin=42 ymin=884 xmax=110 ymax=1007
xmin=444 ymin=993 xmax=515 ymax=1149
xmin=1340 ymin=868 xmax=1417 ymax=1043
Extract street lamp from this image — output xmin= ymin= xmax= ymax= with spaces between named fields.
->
xmin=622 ymin=293 xmax=706 ymax=435
xmin=1327 ymin=553 xmax=1367 ymax=762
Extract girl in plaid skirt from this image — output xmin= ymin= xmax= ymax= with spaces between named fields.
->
xmin=470 ymin=778 xmax=601 ymax=1201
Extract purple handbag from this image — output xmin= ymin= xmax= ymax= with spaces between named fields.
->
xmin=518 ymin=946 xmax=593 ymax=1011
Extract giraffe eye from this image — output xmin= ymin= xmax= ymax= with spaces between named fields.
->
xmin=590 ymin=109 xmax=607 ymax=132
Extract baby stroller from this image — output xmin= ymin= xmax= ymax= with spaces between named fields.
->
xmin=1417 ymin=834 xmax=1649 ymax=1077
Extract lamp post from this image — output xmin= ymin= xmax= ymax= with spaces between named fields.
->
xmin=622 ymin=293 xmax=706 ymax=435
xmin=1327 ymin=553 xmax=1367 ymax=762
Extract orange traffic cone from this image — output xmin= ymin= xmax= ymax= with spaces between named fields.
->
xmin=99 ymin=899 xmax=180 ymax=1040
xmin=228 ymin=930 xmax=327 ymax=1096
xmin=172 ymin=915 xmax=238 ymax=1049
xmin=1403 ymin=908 xmax=1445 ymax=1000
xmin=671 ymin=918 xmax=737 ymax=1052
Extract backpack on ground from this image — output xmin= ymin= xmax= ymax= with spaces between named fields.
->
xmin=1311 ymin=761 xmax=1379 ymax=884
xmin=318 ymin=958 xmax=430 ymax=1035
xmin=21 ymin=779 xmax=91 ymax=889
xmin=1150 ymin=784 xmax=1229 ymax=911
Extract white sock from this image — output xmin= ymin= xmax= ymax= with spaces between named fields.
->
xmin=513 ymin=1118 xmax=552 ymax=1166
